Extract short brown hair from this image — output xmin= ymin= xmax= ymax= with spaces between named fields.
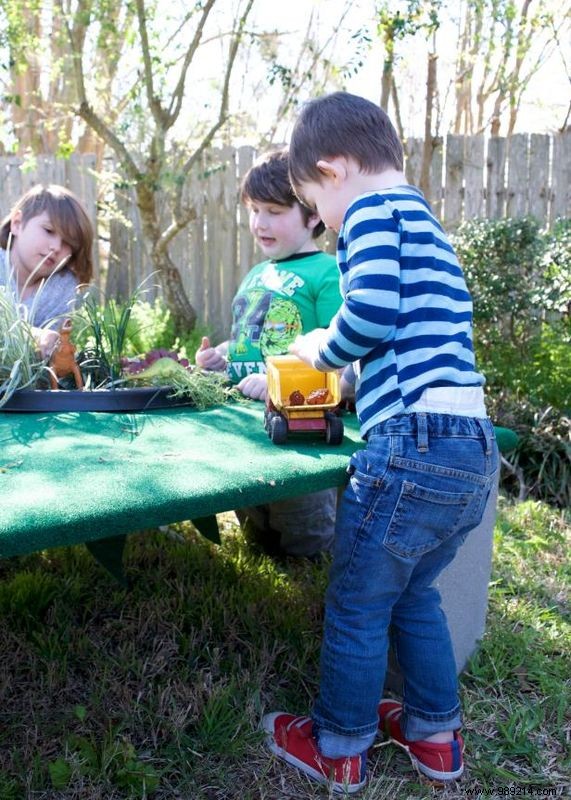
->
xmin=0 ymin=184 xmax=94 ymax=283
xmin=240 ymin=148 xmax=325 ymax=239
xmin=289 ymin=92 xmax=404 ymax=189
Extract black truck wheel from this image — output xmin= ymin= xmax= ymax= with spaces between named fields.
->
xmin=269 ymin=414 xmax=288 ymax=444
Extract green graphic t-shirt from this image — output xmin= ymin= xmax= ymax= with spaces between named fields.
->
xmin=226 ymin=251 xmax=341 ymax=384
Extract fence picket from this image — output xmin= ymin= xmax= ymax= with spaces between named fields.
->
xmin=486 ymin=136 xmax=507 ymax=219
xmin=506 ymin=134 xmax=529 ymax=218
xmin=528 ymin=133 xmax=550 ymax=222
xmin=444 ymin=134 xmax=464 ymax=226
xmin=237 ymin=145 xmax=256 ymax=284
xmin=551 ymin=129 xmax=571 ymax=223
xmin=464 ymin=135 xmax=485 ymax=220
xmin=428 ymin=137 xmax=444 ymax=218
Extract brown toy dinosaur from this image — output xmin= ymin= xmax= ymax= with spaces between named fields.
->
xmin=48 ymin=319 xmax=84 ymax=390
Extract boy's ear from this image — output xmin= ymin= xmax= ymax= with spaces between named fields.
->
xmin=306 ymin=211 xmax=321 ymax=232
xmin=316 ymin=158 xmax=347 ymax=183
xmin=10 ymin=210 xmax=23 ymax=236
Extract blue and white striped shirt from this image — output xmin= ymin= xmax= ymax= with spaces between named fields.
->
xmin=314 ymin=186 xmax=484 ymax=437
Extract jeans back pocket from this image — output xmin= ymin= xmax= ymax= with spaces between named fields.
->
xmin=383 ymin=480 xmax=477 ymax=558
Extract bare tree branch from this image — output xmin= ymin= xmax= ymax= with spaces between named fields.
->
xmin=56 ymin=0 xmax=142 ymax=181
xmin=507 ymin=0 xmax=532 ymax=136
xmin=162 ymin=0 xmax=255 ymax=251
xmin=255 ymin=3 xmax=353 ymax=145
xmin=167 ymin=0 xmax=218 ymax=125
xmin=135 ymin=0 xmax=168 ymax=128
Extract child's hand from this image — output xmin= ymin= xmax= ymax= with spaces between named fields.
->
xmin=340 ymin=364 xmax=356 ymax=401
xmin=34 ymin=327 xmax=60 ymax=361
xmin=237 ymin=373 xmax=268 ymax=402
xmin=195 ymin=336 xmax=227 ymax=371
xmin=289 ymin=328 xmax=328 ymax=367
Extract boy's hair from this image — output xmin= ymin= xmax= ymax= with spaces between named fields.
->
xmin=0 ymin=184 xmax=94 ymax=283
xmin=289 ymin=92 xmax=404 ymax=189
xmin=240 ymin=148 xmax=325 ymax=239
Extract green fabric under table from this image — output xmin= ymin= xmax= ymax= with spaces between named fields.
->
xmin=0 ymin=403 xmax=363 ymax=559
xmin=0 ymin=403 xmax=517 ymax=562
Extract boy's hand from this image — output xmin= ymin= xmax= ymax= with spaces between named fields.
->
xmin=340 ymin=364 xmax=356 ymax=401
xmin=195 ymin=336 xmax=227 ymax=371
xmin=237 ymin=373 xmax=267 ymax=402
xmin=35 ymin=327 xmax=60 ymax=361
xmin=289 ymin=328 xmax=328 ymax=367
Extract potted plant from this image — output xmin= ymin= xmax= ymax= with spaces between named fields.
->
xmin=0 ymin=280 xmax=239 ymax=412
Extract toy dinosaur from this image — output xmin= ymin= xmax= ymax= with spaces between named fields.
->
xmin=49 ymin=319 xmax=84 ymax=390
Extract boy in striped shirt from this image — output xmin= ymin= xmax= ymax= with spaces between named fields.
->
xmin=262 ymin=92 xmax=499 ymax=794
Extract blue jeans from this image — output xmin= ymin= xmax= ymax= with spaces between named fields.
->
xmin=236 ymin=487 xmax=337 ymax=557
xmin=313 ymin=412 xmax=499 ymax=757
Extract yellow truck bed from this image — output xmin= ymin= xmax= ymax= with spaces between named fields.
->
xmin=264 ymin=355 xmax=344 ymax=445
xmin=266 ymin=355 xmax=340 ymax=415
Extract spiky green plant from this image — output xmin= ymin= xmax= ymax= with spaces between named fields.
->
xmin=0 ymin=289 xmax=42 ymax=407
xmin=71 ymin=277 xmax=156 ymax=384
xmin=0 ymin=235 xmax=51 ymax=407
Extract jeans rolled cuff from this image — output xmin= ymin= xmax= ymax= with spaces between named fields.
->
xmin=401 ymin=702 xmax=462 ymax=741
xmin=314 ymin=724 xmax=376 ymax=759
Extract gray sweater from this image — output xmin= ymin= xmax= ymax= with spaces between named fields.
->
xmin=0 ymin=249 xmax=80 ymax=329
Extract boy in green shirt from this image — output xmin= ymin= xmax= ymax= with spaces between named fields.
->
xmin=196 ymin=148 xmax=342 ymax=559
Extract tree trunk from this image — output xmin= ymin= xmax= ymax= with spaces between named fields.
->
xmin=157 ymin=254 xmax=198 ymax=333
xmin=419 ymin=51 xmax=437 ymax=197
xmin=507 ymin=0 xmax=532 ymax=137
xmin=490 ymin=93 xmax=503 ymax=137
xmin=10 ymin=7 xmax=43 ymax=153
xmin=380 ymin=59 xmax=393 ymax=111
xmin=135 ymin=181 xmax=197 ymax=333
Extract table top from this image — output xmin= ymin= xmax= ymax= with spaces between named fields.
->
xmin=0 ymin=403 xmax=363 ymax=558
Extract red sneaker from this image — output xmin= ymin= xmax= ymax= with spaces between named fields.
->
xmin=263 ymin=712 xmax=367 ymax=794
xmin=378 ymin=699 xmax=464 ymax=781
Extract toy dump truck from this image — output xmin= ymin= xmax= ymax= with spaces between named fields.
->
xmin=264 ymin=354 xmax=344 ymax=445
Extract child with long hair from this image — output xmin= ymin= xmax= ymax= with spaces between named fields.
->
xmin=0 ymin=184 xmax=94 ymax=358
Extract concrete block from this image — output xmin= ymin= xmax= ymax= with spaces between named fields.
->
xmin=385 ymin=473 xmax=499 ymax=690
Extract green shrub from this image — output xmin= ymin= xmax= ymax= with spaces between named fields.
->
xmin=541 ymin=217 xmax=571 ymax=316
xmin=453 ymin=217 xmax=546 ymax=342
xmin=127 ymin=298 xmax=209 ymax=361
xmin=73 ymin=296 xmax=208 ymax=362
xmin=477 ymin=321 xmax=571 ymax=413
xmin=494 ymin=400 xmax=571 ymax=508
xmin=453 ymin=217 xmax=570 ymax=507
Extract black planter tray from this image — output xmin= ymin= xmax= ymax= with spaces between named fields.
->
xmin=0 ymin=386 xmax=193 ymax=413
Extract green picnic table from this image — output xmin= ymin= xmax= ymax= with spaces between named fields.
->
xmin=0 ymin=403 xmax=363 ymax=574
xmin=0 ymin=401 xmax=517 ymax=580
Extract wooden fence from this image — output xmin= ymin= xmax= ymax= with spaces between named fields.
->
xmin=1 ymin=131 xmax=569 ymax=340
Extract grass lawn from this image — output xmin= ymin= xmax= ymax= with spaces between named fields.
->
xmin=0 ymin=497 xmax=568 ymax=799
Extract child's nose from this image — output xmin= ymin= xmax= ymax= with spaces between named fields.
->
xmin=50 ymin=234 xmax=67 ymax=254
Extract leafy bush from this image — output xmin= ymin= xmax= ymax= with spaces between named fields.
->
xmin=453 ymin=218 xmax=570 ymax=507
xmin=511 ymin=409 xmax=570 ymax=508
xmin=127 ymin=297 xmax=208 ymax=360
xmin=453 ymin=217 xmax=546 ymax=339
xmin=476 ymin=321 xmax=571 ymax=412
xmin=456 ymin=217 xmax=571 ymax=413
xmin=487 ymin=393 xmax=571 ymax=508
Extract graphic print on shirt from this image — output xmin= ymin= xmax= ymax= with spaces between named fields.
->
xmin=227 ymin=264 xmax=304 ymax=383
xmin=260 ymin=296 xmax=302 ymax=355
